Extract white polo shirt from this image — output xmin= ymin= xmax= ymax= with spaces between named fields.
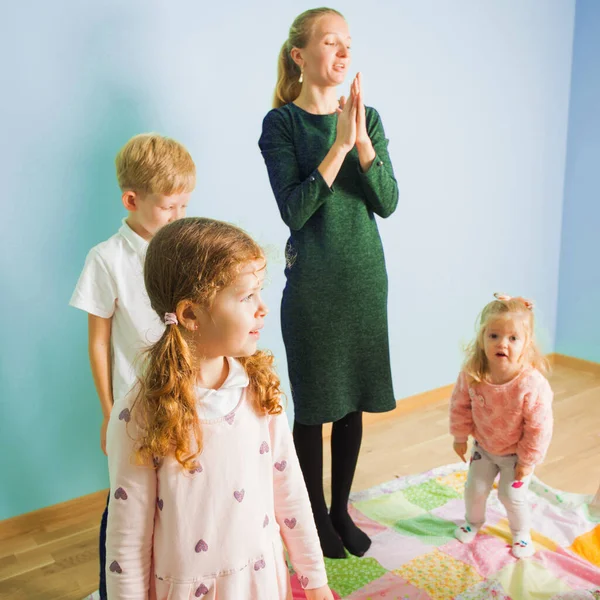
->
xmin=70 ymin=219 xmax=164 ymax=403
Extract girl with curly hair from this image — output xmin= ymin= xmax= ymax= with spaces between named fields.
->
xmin=105 ymin=217 xmax=333 ymax=599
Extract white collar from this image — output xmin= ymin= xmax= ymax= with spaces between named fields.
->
xmin=195 ymin=357 xmax=250 ymax=399
xmin=118 ymin=218 xmax=148 ymax=258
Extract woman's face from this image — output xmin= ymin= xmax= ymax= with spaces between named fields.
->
xmin=295 ymin=13 xmax=351 ymax=88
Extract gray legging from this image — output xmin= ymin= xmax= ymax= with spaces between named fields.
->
xmin=464 ymin=441 xmax=532 ymax=537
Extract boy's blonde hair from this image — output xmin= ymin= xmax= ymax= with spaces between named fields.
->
xmin=464 ymin=293 xmax=549 ymax=383
xmin=115 ymin=133 xmax=196 ymax=196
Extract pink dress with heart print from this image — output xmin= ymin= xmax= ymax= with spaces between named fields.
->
xmin=105 ymin=359 xmax=327 ymax=599
xmin=449 ymin=367 xmax=553 ymax=467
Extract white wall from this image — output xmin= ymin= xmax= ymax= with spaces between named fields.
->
xmin=0 ymin=0 xmax=575 ymax=518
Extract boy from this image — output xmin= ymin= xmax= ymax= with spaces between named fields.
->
xmin=70 ymin=133 xmax=196 ymax=599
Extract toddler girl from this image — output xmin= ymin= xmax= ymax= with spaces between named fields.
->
xmin=449 ymin=293 xmax=553 ymax=558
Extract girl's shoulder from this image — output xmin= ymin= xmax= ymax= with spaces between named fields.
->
xmin=459 ymin=369 xmax=480 ymax=389
xmin=515 ymin=367 xmax=551 ymax=394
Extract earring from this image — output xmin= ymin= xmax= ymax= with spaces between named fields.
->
xmin=299 ymin=68 xmax=304 ymax=84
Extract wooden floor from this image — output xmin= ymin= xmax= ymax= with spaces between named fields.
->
xmin=1 ymin=363 xmax=599 ymax=599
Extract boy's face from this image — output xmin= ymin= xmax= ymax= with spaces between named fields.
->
xmin=125 ymin=191 xmax=191 ymax=239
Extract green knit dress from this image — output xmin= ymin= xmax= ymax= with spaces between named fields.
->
xmin=259 ymin=103 xmax=398 ymax=425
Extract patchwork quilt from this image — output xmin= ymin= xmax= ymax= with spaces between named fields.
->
xmin=84 ymin=463 xmax=600 ymax=600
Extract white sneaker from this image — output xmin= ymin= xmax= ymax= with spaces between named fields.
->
xmin=455 ymin=523 xmax=479 ymax=543
xmin=511 ymin=536 xmax=535 ymax=558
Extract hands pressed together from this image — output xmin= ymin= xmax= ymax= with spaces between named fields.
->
xmin=334 ymin=72 xmax=371 ymax=153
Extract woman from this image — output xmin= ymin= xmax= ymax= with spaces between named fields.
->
xmin=259 ymin=7 xmax=398 ymax=559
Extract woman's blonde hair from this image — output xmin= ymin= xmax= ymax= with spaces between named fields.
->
xmin=463 ymin=294 xmax=549 ymax=383
xmin=132 ymin=217 xmax=283 ymax=471
xmin=115 ymin=133 xmax=196 ymax=196
xmin=273 ymin=7 xmax=344 ymax=108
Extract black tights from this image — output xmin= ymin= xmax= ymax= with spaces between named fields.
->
xmin=293 ymin=411 xmax=371 ymax=558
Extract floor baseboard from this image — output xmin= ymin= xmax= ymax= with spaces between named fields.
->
xmin=3 ymin=353 xmax=598 ymax=540
xmin=547 ymin=352 xmax=600 ymax=376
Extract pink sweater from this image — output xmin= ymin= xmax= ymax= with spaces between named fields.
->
xmin=106 ymin=361 xmax=327 ymax=598
xmin=449 ymin=368 xmax=553 ymax=467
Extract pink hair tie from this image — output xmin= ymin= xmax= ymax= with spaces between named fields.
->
xmin=493 ymin=292 xmax=534 ymax=310
xmin=164 ymin=312 xmax=178 ymax=325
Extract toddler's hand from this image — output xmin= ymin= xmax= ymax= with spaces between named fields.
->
xmin=453 ymin=441 xmax=468 ymax=462
xmin=514 ymin=463 xmax=533 ymax=481
xmin=305 ymin=585 xmax=335 ymax=600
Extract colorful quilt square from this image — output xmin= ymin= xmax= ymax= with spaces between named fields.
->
xmin=430 ymin=497 xmax=468 ymax=524
xmin=436 ymin=470 xmax=468 ymax=495
xmin=348 ymin=504 xmax=388 ymax=537
xmin=494 ymin=556 xmax=572 ymax=598
xmin=530 ymin=502 xmax=596 ymax=547
xmin=403 ymin=478 xmax=462 ymax=511
xmin=393 ymin=512 xmax=457 ymax=546
xmin=431 ymin=498 xmax=504 ymax=528
xmin=345 ymin=571 xmax=433 ymax=600
xmin=325 ymin=554 xmax=387 ymax=598
xmin=367 ymin=528 xmax=434 ymax=570
xmin=570 ymin=525 xmax=600 ymax=568
xmin=455 ymin=578 xmax=512 ymax=600
xmin=533 ymin=548 xmax=600 ymax=591
xmin=438 ymin=532 xmax=516 ymax=578
xmin=481 ymin=518 xmax=558 ymax=553
xmin=394 ymin=548 xmax=483 ymax=600
xmin=550 ymin=591 xmax=600 ymax=600
xmin=354 ymin=489 xmax=426 ymax=527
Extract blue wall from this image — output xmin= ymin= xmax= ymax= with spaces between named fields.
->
xmin=0 ymin=0 xmax=576 ymax=520
xmin=556 ymin=0 xmax=600 ymax=362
